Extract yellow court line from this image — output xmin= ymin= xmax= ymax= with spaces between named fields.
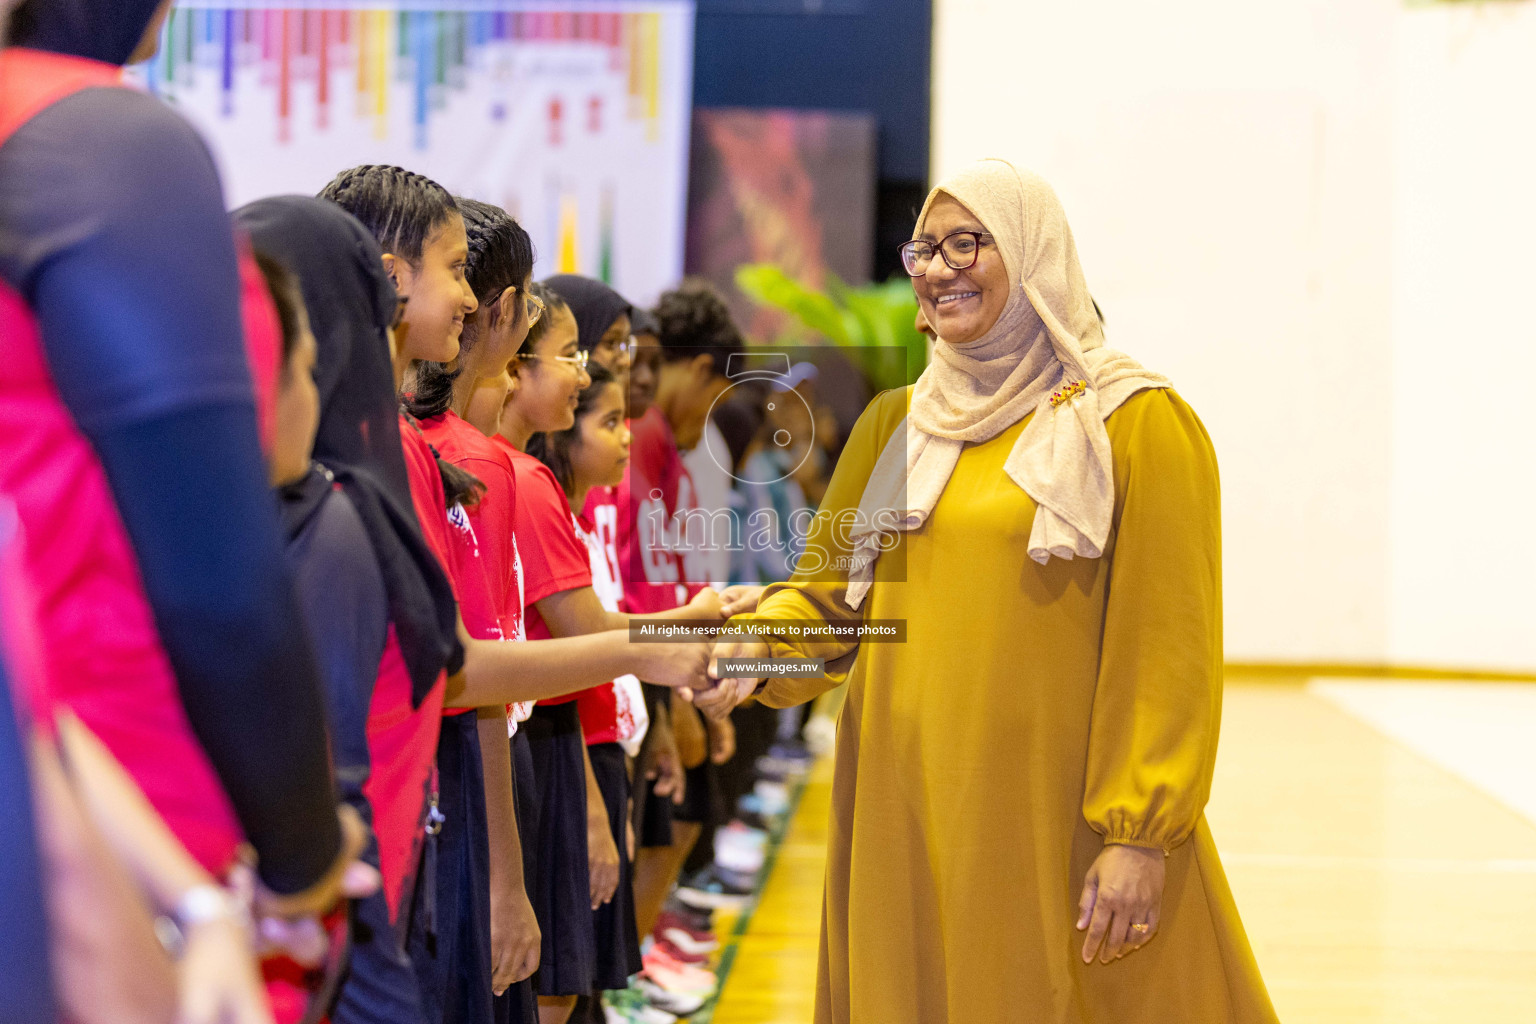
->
xmin=709 ymin=758 xmax=832 ymax=1024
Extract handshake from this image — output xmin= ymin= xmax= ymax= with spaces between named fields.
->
xmin=635 ymin=584 xmax=772 ymax=723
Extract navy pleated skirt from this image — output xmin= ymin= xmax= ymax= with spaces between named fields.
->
xmin=406 ymin=710 xmax=495 ymax=1024
xmin=521 ymin=702 xmax=595 ymax=997
xmin=588 ymin=742 xmax=642 ymax=989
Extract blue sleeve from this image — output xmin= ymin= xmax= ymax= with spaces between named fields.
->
xmin=0 ymin=88 xmax=256 ymax=427
xmin=0 ymin=88 xmax=342 ymax=893
xmin=0 ymin=662 xmax=55 ymax=1024
xmin=286 ymin=490 xmax=390 ymax=833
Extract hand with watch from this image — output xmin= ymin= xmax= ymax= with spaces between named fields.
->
xmin=158 ymin=882 xmax=271 ymax=1024
xmin=50 ymin=714 xmax=274 ymax=1024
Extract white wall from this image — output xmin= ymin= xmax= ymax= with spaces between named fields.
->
xmin=932 ymin=0 xmax=1536 ymax=670
xmin=1389 ymin=4 xmax=1536 ymax=670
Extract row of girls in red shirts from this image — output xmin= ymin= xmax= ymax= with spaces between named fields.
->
xmin=264 ymin=178 xmax=555 ymax=1024
xmin=432 ymin=267 xmax=723 ymax=1020
xmin=415 ymin=250 xmax=733 ymax=1023
xmin=238 ymin=196 xmax=467 ymax=1024
xmin=506 ymin=274 xmax=743 ymax=1020
xmin=299 ymin=173 xmax=718 ymax=1024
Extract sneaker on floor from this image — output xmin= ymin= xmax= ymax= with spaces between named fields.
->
xmin=769 ymin=738 xmax=814 ymax=763
xmin=676 ymin=865 xmax=753 ymax=910
xmin=733 ymin=807 xmax=773 ymax=833
xmin=602 ymin=987 xmax=679 ymax=1024
xmin=734 ymin=792 xmax=775 ymax=822
xmin=750 ymin=760 xmax=791 ymax=785
xmin=659 ymin=901 xmax=716 ymax=941
xmin=659 ymin=898 xmax=714 ymax=930
xmin=643 ymin=933 xmax=711 ymax=966
xmin=713 ymin=846 xmax=765 ymax=877
xmin=645 ymin=939 xmax=721 ymax=988
xmin=737 ymin=790 xmax=791 ymax=824
xmin=632 ymin=976 xmax=707 ymax=1018
xmin=755 ymin=744 xmax=812 ymax=778
xmin=717 ymin=819 xmax=768 ymax=846
xmin=642 ymin=944 xmax=718 ymax=993
xmin=753 ymin=779 xmax=791 ymax=815
xmin=655 ymin=910 xmax=718 ymax=955
xmin=713 ymin=822 xmax=768 ymax=875
xmin=714 ymin=862 xmax=757 ymax=890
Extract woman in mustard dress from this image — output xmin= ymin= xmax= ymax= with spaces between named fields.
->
xmin=698 ymin=160 xmax=1279 ymax=1023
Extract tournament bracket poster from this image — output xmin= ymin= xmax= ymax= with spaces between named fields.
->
xmin=135 ymin=2 xmax=696 ymax=305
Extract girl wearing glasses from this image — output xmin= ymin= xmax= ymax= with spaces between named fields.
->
xmin=411 ymin=206 xmax=673 ymax=1024
xmin=543 ymin=274 xmax=636 ymax=383
xmin=697 ymin=160 xmax=1277 ymax=1023
xmin=320 ymin=173 xmax=711 ymax=1024
xmin=532 ymin=277 xmax=658 ymax=1016
xmin=526 ymin=363 xmax=654 ymax=1022
xmin=535 ymin=281 xmax=701 ymax=993
xmin=403 ymin=197 xmax=545 ymax=1024
xmin=478 ymin=282 xmax=723 ymax=1024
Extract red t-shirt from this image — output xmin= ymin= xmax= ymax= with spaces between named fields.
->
xmin=419 ymin=413 xmax=525 ymax=645
xmin=673 ymin=454 xmax=712 ymax=598
xmin=398 ymin=416 xmax=460 ymax=595
xmin=574 ymin=491 xmax=624 ymax=744
xmin=619 ymin=408 xmax=690 ymax=615
xmin=421 ymin=414 xmax=533 ymax=727
xmin=496 ymin=439 xmax=593 ymax=705
xmin=398 ymin=415 xmax=486 ymax=727
xmin=366 ymin=628 xmax=442 ymax=919
xmin=347 ymin=418 xmax=467 ymax=920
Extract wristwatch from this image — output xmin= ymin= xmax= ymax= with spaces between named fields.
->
xmin=156 ymin=883 xmax=245 ymax=958
xmin=173 ymin=884 xmax=244 ymax=929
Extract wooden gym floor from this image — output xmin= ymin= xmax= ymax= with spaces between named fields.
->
xmin=700 ymin=675 xmax=1536 ymax=1024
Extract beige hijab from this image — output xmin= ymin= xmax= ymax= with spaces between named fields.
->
xmin=843 ymin=159 xmax=1169 ymax=610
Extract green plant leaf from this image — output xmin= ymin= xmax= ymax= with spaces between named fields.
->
xmin=734 ymin=263 xmax=929 ymax=391
xmin=734 ymin=265 xmax=851 ymax=347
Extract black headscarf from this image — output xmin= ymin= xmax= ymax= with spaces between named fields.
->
xmin=7 ymin=0 xmax=168 ymax=65
xmin=543 ymin=273 xmax=632 ymax=354
xmin=234 ymin=196 xmax=459 ymax=706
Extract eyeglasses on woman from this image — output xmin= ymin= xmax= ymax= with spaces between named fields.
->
xmin=899 ymin=231 xmax=994 ymax=277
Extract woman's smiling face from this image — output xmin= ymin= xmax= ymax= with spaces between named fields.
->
xmin=911 ymin=194 xmax=1011 ymax=346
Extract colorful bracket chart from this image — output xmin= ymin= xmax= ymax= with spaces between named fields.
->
xmin=136 ymin=3 xmax=696 ymax=304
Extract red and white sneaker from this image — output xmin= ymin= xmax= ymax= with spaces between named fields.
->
xmin=655 ymin=910 xmax=718 ymax=956
xmin=642 ymin=945 xmax=717 ymax=996
xmin=645 ymin=934 xmax=710 ymax=966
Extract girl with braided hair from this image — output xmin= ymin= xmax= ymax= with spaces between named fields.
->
xmin=320 ymin=166 xmax=504 ymax=1024
xmin=320 ymin=173 xmax=716 ymax=1024
xmin=409 ymin=197 xmax=545 ymax=1024
xmin=454 ymin=275 xmax=726 ymax=1023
